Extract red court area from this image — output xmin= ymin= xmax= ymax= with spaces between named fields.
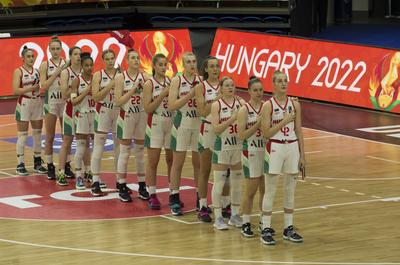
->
xmin=0 ymin=173 xmax=210 ymax=220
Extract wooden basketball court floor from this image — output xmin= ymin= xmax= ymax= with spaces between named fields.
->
xmin=0 ymin=98 xmax=399 ymax=265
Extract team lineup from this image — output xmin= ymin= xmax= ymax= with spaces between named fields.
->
xmin=12 ymin=37 xmax=306 ymax=245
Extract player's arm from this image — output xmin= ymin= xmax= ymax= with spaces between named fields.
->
xmin=39 ymin=61 xmax=63 ymax=90
xmin=143 ymin=80 xmax=168 ymax=113
xmin=211 ymin=101 xmax=237 ymax=135
xmin=12 ymin=68 xmax=39 ymax=95
xmin=60 ymin=69 xmax=69 ymax=100
xmin=91 ymin=71 xmax=112 ymax=102
xmin=261 ymin=101 xmax=295 ymax=139
xmin=70 ymin=79 xmax=86 ymax=106
xmin=114 ymin=73 xmax=136 ymax=107
xmin=237 ymin=106 xmax=261 ymax=140
xmin=293 ymin=100 xmax=306 ymax=168
xmin=194 ymin=82 xmax=206 ymax=117
xmin=168 ymin=76 xmax=195 ymax=111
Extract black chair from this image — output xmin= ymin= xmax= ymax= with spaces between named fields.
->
xmin=150 ymin=16 xmax=172 ymax=23
xmin=241 ymin=16 xmax=262 ymax=23
xmin=219 ymin=16 xmax=241 ymax=23
xmin=171 ymin=16 xmax=193 ymax=22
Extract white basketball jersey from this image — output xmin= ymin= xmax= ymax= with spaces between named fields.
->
xmin=202 ymin=80 xmax=219 ymax=122
xmin=76 ymin=75 xmax=94 ymax=113
xmin=66 ymin=67 xmax=81 ymax=88
xmin=19 ymin=66 xmax=40 ymax=97
xmin=150 ymin=76 xmax=171 ymax=117
xmin=99 ymin=69 xmax=117 ymax=107
xmin=243 ymin=102 xmax=264 ymax=151
xmin=214 ymin=98 xmax=242 ymax=151
xmin=46 ymin=58 xmax=66 ymax=103
xmin=121 ymin=71 xmax=146 ymax=113
xmin=269 ymin=97 xmax=297 ymax=141
xmin=175 ymin=74 xmax=202 ymax=128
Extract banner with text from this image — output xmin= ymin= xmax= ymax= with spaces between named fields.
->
xmin=0 ymin=29 xmax=191 ymax=97
xmin=211 ymin=29 xmax=400 ymax=113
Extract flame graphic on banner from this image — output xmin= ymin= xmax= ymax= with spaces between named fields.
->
xmin=369 ymin=52 xmax=400 ymax=111
xmin=139 ymin=31 xmax=184 ymax=78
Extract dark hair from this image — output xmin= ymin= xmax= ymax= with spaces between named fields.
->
xmin=220 ymin=76 xmax=233 ymax=87
xmin=80 ymin=52 xmax=93 ymax=65
xmin=127 ymin=48 xmax=138 ymax=59
xmin=21 ymin=45 xmax=33 ymax=57
xmin=102 ymin=49 xmax=115 ymax=59
xmin=69 ymin=46 xmax=81 ymax=56
xmin=49 ymin=36 xmax=62 ymax=46
xmin=151 ymin=53 xmax=167 ymax=76
xmin=248 ymin=75 xmax=262 ymax=89
xmin=200 ymin=56 xmax=218 ymax=80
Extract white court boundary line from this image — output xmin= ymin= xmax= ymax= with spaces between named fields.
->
xmin=0 ymin=238 xmax=398 ymax=265
xmin=366 ymin=156 xmax=400 ymax=164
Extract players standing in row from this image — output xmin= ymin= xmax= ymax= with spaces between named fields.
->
xmin=13 ymin=46 xmax=46 ymax=175
xmin=143 ymin=53 xmax=172 ymax=210
xmin=168 ymin=52 xmax=201 ymax=216
xmin=91 ymin=49 xmax=120 ymax=192
xmin=40 ymin=37 xmax=66 ymax=180
xmin=70 ymin=53 xmax=95 ymax=191
xmin=114 ymin=49 xmax=150 ymax=202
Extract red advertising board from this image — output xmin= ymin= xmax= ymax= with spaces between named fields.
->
xmin=1 ymin=0 xmax=101 ymax=7
xmin=0 ymin=29 xmax=191 ymax=97
xmin=211 ymin=29 xmax=400 ymax=113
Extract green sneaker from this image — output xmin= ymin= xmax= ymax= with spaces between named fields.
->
xmin=56 ymin=172 xmax=69 ymax=186
xmin=75 ymin=176 xmax=85 ymax=190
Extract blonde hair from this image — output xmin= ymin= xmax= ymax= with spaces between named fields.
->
xmin=272 ymin=70 xmax=286 ymax=83
xmin=220 ymin=76 xmax=233 ymax=87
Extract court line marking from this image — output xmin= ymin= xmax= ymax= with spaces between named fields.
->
xmin=340 ymin=189 xmax=350 ymax=192
xmin=304 ymin=135 xmax=338 ymax=140
xmin=366 ymin=156 xmax=400 ymax=164
xmin=305 ymin=151 xmax=323 ymax=154
xmin=0 ymin=122 xmax=16 ymax=127
xmin=0 ymin=170 xmax=15 ymax=177
xmin=306 ymin=176 xmax=400 ymax=181
xmin=0 ymin=238 xmax=398 ymax=265
xmin=303 ymin=127 xmax=400 ymax=148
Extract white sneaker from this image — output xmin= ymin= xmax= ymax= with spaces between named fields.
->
xmin=213 ymin=217 xmax=229 ymax=230
xmin=228 ymin=214 xmax=243 ymax=228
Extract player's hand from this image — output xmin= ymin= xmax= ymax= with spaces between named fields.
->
xmin=162 ymin=86 xmax=170 ymax=97
xmin=62 ymin=60 xmax=71 ymax=70
xmin=231 ymin=109 xmax=239 ymax=120
xmin=283 ymin=111 xmax=296 ymax=125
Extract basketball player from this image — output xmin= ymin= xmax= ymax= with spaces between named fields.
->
xmin=237 ymin=76 xmax=265 ymax=237
xmin=58 ymin=46 xmax=92 ymax=189
xmin=70 ymin=53 xmax=97 ymax=194
xmin=13 ymin=46 xmax=46 ymax=175
xmin=114 ymin=49 xmax=150 ymax=202
xmin=260 ymin=70 xmax=305 ymax=245
xmin=40 ymin=37 xmax=66 ymax=180
xmin=168 ymin=52 xmax=201 ymax=216
xmin=194 ymin=57 xmax=230 ymax=222
xmin=210 ymin=76 xmax=245 ymax=230
xmin=91 ymin=49 xmax=120 ymax=192
xmin=143 ymin=53 xmax=172 ymax=210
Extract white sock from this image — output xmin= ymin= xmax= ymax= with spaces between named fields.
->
xmin=16 ymin=131 xmax=28 ymax=164
xmin=212 ymin=171 xmax=227 ymax=218
xmin=243 ymin=214 xmax=251 ymax=224
xmin=262 ymin=215 xmax=272 ymax=229
xmin=149 ymin=186 xmax=156 ymax=195
xmin=92 ymin=174 xmax=100 ymax=183
xmin=46 ymin=155 xmax=53 ymax=164
xmin=91 ymin=133 xmax=106 ymax=175
xmin=199 ymin=198 xmax=207 ymax=209
xmin=113 ymin=133 xmax=120 ymax=173
xmin=118 ymin=178 xmax=126 ymax=184
xmin=230 ymin=170 xmax=243 ymax=216
xmin=232 ymin=205 xmax=240 ymax=216
xmin=171 ymin=189 xmax=179 ymax=195
xmin=32 ymin=129 xmax=42 ymax=157
xmin=284 ymin=213 xmax=293 ymax=228
xmin=133 ymin=143 xmax=145 ymax=182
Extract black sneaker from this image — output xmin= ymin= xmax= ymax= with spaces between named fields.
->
xmin=84 ymin=171 xmax=93 ymax=184
xmin=283 ymin=225 xmax=303 ymax=243
xmin=33 ymin=157 xmax=47 ymax=174
xmin=138 ymin=183 xmax=150 ymax=200
xmin=47 ymin=163 xmax=56 ymax=180
xmin=241 ymin=223 xmax=255 ymax=238
xmin=16 ymin=163 xmax=29 ymax=176
xmin=260 ymin=228 xmax=276 ymax=245
xmin=118 ymin=183 xmax=132 ymax=202
xmin=258 ymin=222 xmax=276 ymax=236
xmin=222 ymin=204 xmax=231 ymax=219
xmin=116 ymin=182 xmax=132 ymax=194
xmin=65 ymin=161 xmax=75 ymax=179
xmin=196 ymin=192 xmax=200 ymax=211
xmin=197 ymin=206 xmax=212 ymax=222
xmin=169 ymin=193 xmax=183 ymax=216
xmin=91 ymin=182 xmax=104 ymax=197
